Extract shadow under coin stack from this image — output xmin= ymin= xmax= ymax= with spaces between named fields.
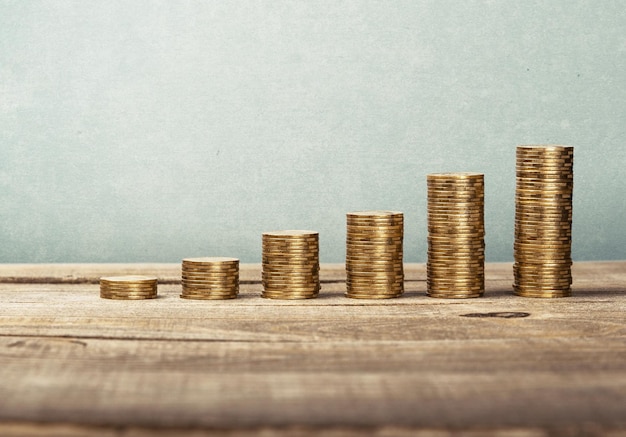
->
xmin=262 ymin=230 xmax=320 ymax=299
xmin=427 ymin=173 xmax=485 ymax=298
xmin=514 ymin=145 xmax=574 ymax=298
xmin=180 ymin=257 xmax=239 ymax=300
xmin=100 ymin=275 xmax=158 ymax=300
xmin=345 ymin=211 xmax=404 ymax=299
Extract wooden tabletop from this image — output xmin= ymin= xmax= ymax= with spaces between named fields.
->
xmin=0 ymin=262 xmax=624 ymax=437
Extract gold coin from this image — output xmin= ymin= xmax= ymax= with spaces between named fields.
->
xmin=262 ymin=246 xmax=319 ymax=252
xmin=427 ymin=294 xmax=483 ymax=299
xmin=262 ymin=279 xmax=319 ymax=285
xmin=346 ymin=282 xmax=403 ymax=289
xmin=99 ymin=291 xmax=156 ymax=296
xmin=346 ymin=232 xmax=403 ymax=238
xmin=100 ymin=294 xmax=157 ymax=300
xmin=427 ymin=188 xmax=483 ymax=193
xmin=182 ymin=270 xmax=239 ymax=276
xmin=347 ymin=210 xmax=403 ymax=217
xmin=347 ymin=274 xmax=404 ymax=280
xmin=427 ymin=207 xmax=484 ymax=214
xmin=347 ymin=276 xmax=404 ymax=281
xmin=182 ymin=289 xmax=238 ymax=295
xmin=100 ymin=286 xmax=157 ymax=292
xmin=262 ymin=285 xmax=319 ymax=292
xmin=516 ymin=173 xmax=572 ymax=179
xmin=263 ymin=230 xmax=318 ymax=236
xmin=428 ymin=236 xmax=485 ymax=243
xmin=182 ymin=283 xmax=239 ymax=289
xmin=347 ymin=273 xmax=404 ymax=279
xmin=181 ymin=293 xmax=238 ymax=298
xmin=100 ymin=275 xmax=157 ymax=282
xmin=100 ymin=289 xmax=157 ymax=295
xmin=182 ymin=291 xmax=239 ymax=297
xmin=346 ymin=247 xmax=403 ymax=253
xmin=428 ymin=259 xmax=484 ymax=266
xmin=427 ymin=172 xmax=483 ymax=179
xmin=183 ymin=256 xmax=239 ymax=263
xmin=100 ymin=285 xmax=156 ymax=292
xmin=262 ymin=294 xmax=318 ymax=300
xmin=514 ymin=265 xmax=572 ymax=272
xmin=517 ymin=144 xmax=573 ymax=151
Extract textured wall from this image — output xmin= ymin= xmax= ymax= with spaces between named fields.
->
xmin=1 ymin=1 xmax=624 ymax=262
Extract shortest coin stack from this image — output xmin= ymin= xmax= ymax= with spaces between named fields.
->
xmin=181 ymin=257 xmax=239 ymax=300
xmin=262 ymin=230 xmax=320 ymax=299
xmin=100 ymin=275 xmax=158 ymax=300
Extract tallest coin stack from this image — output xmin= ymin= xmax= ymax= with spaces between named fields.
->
xmin=514 ymin=145 xmax=574 ymax=298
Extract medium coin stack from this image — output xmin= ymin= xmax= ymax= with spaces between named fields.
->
xmin=180 ymin=257 xmax=239 ymax=300
xmin=345 ymin=211 xmax=404 ymax=299
xmin=262 ymin=230 xmax=320 ymax=299
xmin=427 ymin=173 xmax=485 ymax=298
xmin=100 ymin=275 xmax=158 ymax=300
xmin=514 ymin=145 xmax=574 ymax=298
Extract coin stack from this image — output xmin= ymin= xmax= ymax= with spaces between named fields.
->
xmin=262 ymin=230 xmax=320 ymax=299
xmin=514 ymin=145 xmax=574 ymax=298
xmin=100 ymin=275 xmax=158 ymax=300
xmin=427 ymin=173 xmax=485 ymax=298
xmin=345 ymin=211 xmax=404 ymax=299
xmin=180 ymin=257 xmax=239 ymax=300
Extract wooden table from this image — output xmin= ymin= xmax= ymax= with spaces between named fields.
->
xmin=0 ymin=262 xmax=624 ymax=436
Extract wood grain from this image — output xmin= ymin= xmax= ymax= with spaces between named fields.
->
xmin=0 ymin=262 xmax=624 ymax=436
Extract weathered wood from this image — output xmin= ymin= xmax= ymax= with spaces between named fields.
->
xmin=0 ymin=262 xmax=624 ymax=435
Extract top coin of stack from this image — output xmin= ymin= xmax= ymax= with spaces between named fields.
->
xmin=427 ymin=173 xmax=485 ymax=298
xmin=180 ymin=257 xmax=239 ymax=300
xmin=514 ymin=145 xmax=574 ymax=298
xmin=100 ymin=275 xmax=158 ymax=300
xmin=262 ymin=230 xmax=320 ymax=299
xmin=345 ymin=211 xmax=404 ymax=299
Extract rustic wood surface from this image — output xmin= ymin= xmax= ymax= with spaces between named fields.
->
xmin=0 ymin=262 xmax=624 ymax=437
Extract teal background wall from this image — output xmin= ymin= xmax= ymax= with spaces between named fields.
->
xmin=1 ymin=1 xmax=624 ymax=263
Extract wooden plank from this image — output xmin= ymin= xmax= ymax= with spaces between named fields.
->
xmin=0 ymin=262 xmax=624 ymax=435
xmin=0 ymin=283 xmax=624 ymax=342
xmin=0 ymin=262 xmax=623 ymax=342
xmin=0 ymin=422 xmax=587 ymax=437
xmin=0 ymin=335 xmax=625 ymax=430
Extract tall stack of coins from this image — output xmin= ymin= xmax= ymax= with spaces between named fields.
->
xmin=262 ymin=230 xmax=320 ymax=299
xmin=100 ymin=275 xmax=158 ymax=300
xmin=427 ymin=173 xmax=485 ymax=298
xmin=180 ymin=257 xmax=239 ymax=300
xmin=345 ymin=211 xmax=404 ymax=299
xmin=514 ymin=145 xmax=574 ymax=298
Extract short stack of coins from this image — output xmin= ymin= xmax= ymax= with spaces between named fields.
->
xmin=262 ymin=230 xmax=320 ymax=299
xmin=514 ymin=145 xmax=574 ymax=298
xmin=180 ymin=257 xmax=239 ymax=300
xmin=345 ymin=211 xmax=404 ymax=299
xmin=100 ymin=275 xmax=158 ymax=300
xmin=427 ymin=173 xmax=485 ymax=298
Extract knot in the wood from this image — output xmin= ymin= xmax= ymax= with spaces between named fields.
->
xmin=460 ymin=312 xmax=531 ymax=319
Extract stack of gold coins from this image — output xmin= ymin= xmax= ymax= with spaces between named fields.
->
xmin=100 ymin=275 xmax=158 ymax=300
xmin=427 ymin=173 xmax=485 ymax=298
xmin=345 ymin=211 xmax=404 ymax=299
xmin=262 ymin=230 xmax=320 ymax=299
xmin=180 ymin=257 xmax=239 ymax=300
xmin=514 ymin=145 xmax=574 ymax=298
